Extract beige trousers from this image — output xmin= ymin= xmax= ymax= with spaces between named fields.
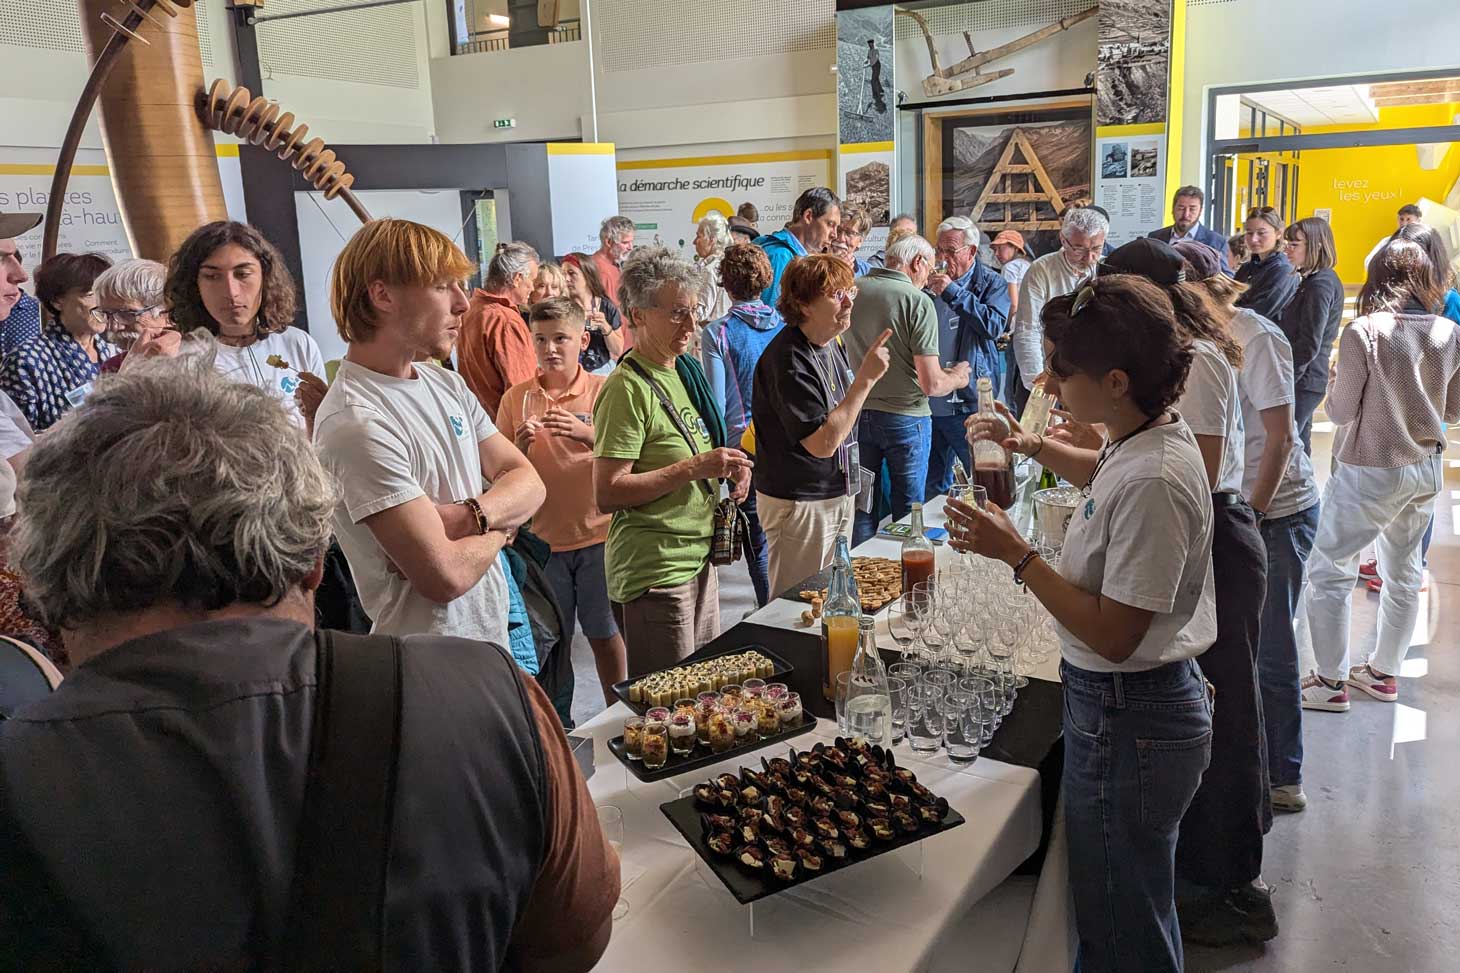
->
xmin=757 ymin=492 xmax=856 ymax=600
xmin=613 ymin=563 xmax=720 ymax=677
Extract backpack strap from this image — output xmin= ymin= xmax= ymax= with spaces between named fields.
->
xmin=281 ymin=630 xmax=403 ymax=971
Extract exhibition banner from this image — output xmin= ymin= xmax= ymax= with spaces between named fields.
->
xmin=1094 ymin=126 xmax=1167 ymax=245
xmin=839 ymin=142 xmax=894 ymax=256
xmin=0 ymin=145 xmax=246 ymax=266
xmin=548 ymin=143 xmax=620 ymax=256
xmin=616 ymin=150 xmax=834 ymax=257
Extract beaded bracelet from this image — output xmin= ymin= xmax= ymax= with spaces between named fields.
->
xmin=458 ymin=496 xmax=489 ymax=535
xmin=1012 ymin=548 xmax=1040 ymax=586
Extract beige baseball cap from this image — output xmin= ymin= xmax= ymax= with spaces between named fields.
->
xmin=0 ymin=213 xmax=43 ymax=239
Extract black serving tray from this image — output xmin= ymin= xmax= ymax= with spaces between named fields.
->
xmin=612 ymin=643 xmax=795 ymax=715
xmin=607 ymin=711 xmax=818 ymax=782
xmin=660 ymin=765 xmax=965 ymax=905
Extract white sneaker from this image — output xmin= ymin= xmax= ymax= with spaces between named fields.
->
xmin=1300 ymin=672 xmax=1350 ymax=712
xmin=1271 ymin=784 xmax=1307 ymax=813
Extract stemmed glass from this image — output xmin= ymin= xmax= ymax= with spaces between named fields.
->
xmin=899 ymin=591 xmax=932 ymax=666
xmin=887 ymin=593 xmax=921 ymax=662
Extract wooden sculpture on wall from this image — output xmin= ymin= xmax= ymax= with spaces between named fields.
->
xmin=45 ymin=0 xmax=370 ymax=264
xmin=899 ymin=6 xmax=1098 ymax=98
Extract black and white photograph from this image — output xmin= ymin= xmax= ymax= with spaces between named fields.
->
xmin=943 ymin=109 xmax=1094 ymax=257
xmin=837 ymin=7 xmax=894 ymax=144
xmin=844 ymin=159 xmax=891 ymax=226
xmin=1096 ymin=0 xmax=1172 ymax=126
xmin=1130 ymin=145 xmax=1158 ymax=177
xmin=1102 ymin=141 xmax=1130 ymax=179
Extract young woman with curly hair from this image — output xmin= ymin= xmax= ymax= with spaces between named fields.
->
xmin=950 ymin=273 xmax=1214 ymax=971
xmin=165 ymin=221 xmax=327 ymax=433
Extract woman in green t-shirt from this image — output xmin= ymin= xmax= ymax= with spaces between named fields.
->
xmin=591 ymin=248 xmax=753 ymax=675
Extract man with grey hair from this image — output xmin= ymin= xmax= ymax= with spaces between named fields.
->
xmin=868 ymin=213 xmax=919 ymax=269
xmin=91 ymin=257 xmax=175 ymax=373
xmin=461 ymin=240 xmax=540 ymax=418
xmin=0 ymin=356 xmax=617 ymax=970
xmin=592 ymin=214 xmax=635 ymax=307
xmin=1009 ymin=205 xmax=1108 ymax=405
xmin=844 ymin=233 xmax=971 ymax=543
xmin=924 ymin=216 xmax=1010 ymax=497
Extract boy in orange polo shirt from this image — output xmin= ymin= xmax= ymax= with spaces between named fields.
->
xmin=499 ymin=297 xmax=626 ymax=705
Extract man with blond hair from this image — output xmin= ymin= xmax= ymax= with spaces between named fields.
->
xmin=313 ymin=219 xmax=545 ymax=651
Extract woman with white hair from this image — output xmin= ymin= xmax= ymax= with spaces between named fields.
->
xmin=693 ymin=212 xmax=732 ymax=324
xmin=91 ymin=258 xmax=175 ymax=373
xmin=592 ymin=247 xmax=753 ymax=673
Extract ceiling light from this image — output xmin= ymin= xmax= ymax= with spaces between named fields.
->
xmin=488 ymin=14 xmax=509 ymax=27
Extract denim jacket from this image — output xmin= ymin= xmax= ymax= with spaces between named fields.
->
xmin=928 ymin=260 xmax=1011 ymax=415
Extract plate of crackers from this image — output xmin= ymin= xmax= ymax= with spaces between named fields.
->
xmin=795 ymin=556 xmax=902 ymax=620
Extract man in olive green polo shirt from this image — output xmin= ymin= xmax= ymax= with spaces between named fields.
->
xmin=842 ymin=234 xmax=970 ymax=543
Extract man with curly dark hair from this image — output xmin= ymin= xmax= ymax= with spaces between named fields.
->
xmin=165 ymin=221 xmax=328 ymax=433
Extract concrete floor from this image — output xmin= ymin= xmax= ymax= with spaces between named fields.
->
xmin=567 ymin=417 xmax=1460 ymax=970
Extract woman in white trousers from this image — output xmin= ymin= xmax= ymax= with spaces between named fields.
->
xmin=1301 ymin=238 xmax=1460 ymax=711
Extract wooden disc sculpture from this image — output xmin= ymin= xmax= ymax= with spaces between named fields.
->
xmin=46 ymin=0 xmax=369 ymax=264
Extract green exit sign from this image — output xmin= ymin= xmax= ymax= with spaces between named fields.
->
xmin=494 ymin=118 xmax=516 ymax=129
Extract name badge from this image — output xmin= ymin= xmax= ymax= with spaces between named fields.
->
xmin=65 ymin=382 xmax=95 ymax=408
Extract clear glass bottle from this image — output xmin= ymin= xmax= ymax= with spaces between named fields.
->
xmin=901 ymin=503 xmax=936 ymax=593
xmin=971 ymin=377 xmax=1016 ymax=509
xmin=1020 ymin=378 xmax=1055 ymax=438
xmin=821 ymin=535 xmax=861 ymax=702
xmin=845 ymin=616 xmax=893 ymax=745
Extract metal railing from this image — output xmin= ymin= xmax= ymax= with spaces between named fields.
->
xmin=452 ymin=18 xmax=581 ymax=56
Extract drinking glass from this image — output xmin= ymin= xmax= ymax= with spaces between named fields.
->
xmin=834 ymin=670 xmax=856 ymax=734
xmin=907 ymin=685 xmax=945 ymax=753
xmin=942 ymin=691 xmax=981 ymax=762
xmin=888 ymin=661 xmax=922 ymax=694
xmin=523 ymin=388 xmax=549 ymax=420
xmin=961 ymin=484 xmax=989 ymax=510
xmin=887 ymin=676 xmax=910 ymax=743
xmin=887 ymin=594 xmax=919 ymax=658
xmin=899 ymin=591 xmax=932 ymax=665
xmin=924 ymin=667 xmax=958 ymax=695
xmin=962 ymin=675 xmax=999 ymax=744
xmin=622 ymin=716 xmax=645 ymax=761
xmin=641 ymin=720 xmax=669 ymax=770
xmin=597 ymin=805 xmax=630 ymax=920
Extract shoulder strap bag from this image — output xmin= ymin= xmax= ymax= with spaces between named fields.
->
xmin=622 ymin=357 xmax=750 ymax=567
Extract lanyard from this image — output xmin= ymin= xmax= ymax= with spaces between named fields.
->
xmin=1082 ymin=412 xmax=1164 ymax=498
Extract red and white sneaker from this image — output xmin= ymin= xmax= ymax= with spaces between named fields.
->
xmin=1348 ymin=663 xmax=1399 ymax=702
xmin=1300 ymin=672 xmax=1350 ymax=712
xmin=1358 ymin=559 xmax=1379 ymax=580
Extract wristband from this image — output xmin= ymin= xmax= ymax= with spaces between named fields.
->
xmin=459 ymin=497 xmax=489 ymax=535
xmin=1012 ymin=548 xmax=1040 ymax=586
xmin=1030 ymin=433 xmax=1045 ymax=459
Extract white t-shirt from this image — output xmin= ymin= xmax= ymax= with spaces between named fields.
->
xmin=1058 ymin=418 xmax=1217 ymax=673
xmin=1178 ymin=338 xmax=1245 ymax=495
xmin=1000 ymin=257 xmax=1032 ymax=287
xmin=313 ymin=359 xmax=510 ymax=648
xmin=1228 ymin=308 xmax=1319 ymax=519
xmin=213 ymin=327 xmax=327 ymax=429
xmin=0 ymin=391 xmax=35 ymax=460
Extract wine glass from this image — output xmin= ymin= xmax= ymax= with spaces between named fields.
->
xmin=887 ymin=594 xmax=918 ymax=659
xmin=524 ymin=388 xmax=548 ymax=419
xmin=596 ymin=805 xmax=630 ymax=920
xmin=900 ymin=591 xmax=932 ymax=666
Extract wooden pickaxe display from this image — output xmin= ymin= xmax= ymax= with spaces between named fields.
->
xmin=899 ymin=7 xmax=1098 ymax=98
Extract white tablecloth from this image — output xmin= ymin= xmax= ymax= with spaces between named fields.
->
xmin=581 ymin=704 xmax=1044 ymax=970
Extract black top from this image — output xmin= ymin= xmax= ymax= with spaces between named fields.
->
xmin=752 ymin=325 xmax=854 ymax=501
xmin=0 ymin=618 xmax=550 ymax=970
xmin=1278 ymin=268 xmax=1345 ymax=393
xmin=1235 ymin=251 xmax=1300 ymax=321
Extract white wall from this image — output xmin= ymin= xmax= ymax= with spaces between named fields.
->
xmin=431 ymin=41 xmax=592 ymax=143
xmin=1181 ymin=0 xmax=1460 ymax=188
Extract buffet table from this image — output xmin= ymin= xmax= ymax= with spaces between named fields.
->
xmin=585 ymin=482 xmax=1077 ymax=971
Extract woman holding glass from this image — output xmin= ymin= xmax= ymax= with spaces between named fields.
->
xmin=947 ymin=274 xmax=1215 ymax=972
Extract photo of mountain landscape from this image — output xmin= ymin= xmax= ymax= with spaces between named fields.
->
xmin=948 ymin=115 xmax=1093 ymax=256
xmin=1096 ymin=0 xmax=1171 ymax=126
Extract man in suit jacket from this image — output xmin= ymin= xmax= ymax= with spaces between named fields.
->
xmin=1149 ymin=186 xmax=1232 ymax=274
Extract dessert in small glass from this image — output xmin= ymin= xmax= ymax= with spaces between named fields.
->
xmin=732 ymin=706 xmax=756 ymax=741
xmin=755 ymin=696 xmax=781 ymax=738
xmin=668 ymin=710 xmax=697 ymax=755
xmin=641 ymin=720 xmax=669 ymax=770
xmin=742 ymin=678 xmax=767 ymax=698
xmin=623 ymin=716 xmax=645 ymax=760
xmin=707 ymin=707 xmax=736 ymax=753
xmin=765 ymin=682 xmax=789 ymax=702
xmin=645 ymin=706 xmax=671 ymax=724
xmin=695 ymin=692 xmax=720 ymax=744
xmin=720 ymin=684 xmax=744 ymax=705
xmin=778 ymin=691 xmax=804 ymax=728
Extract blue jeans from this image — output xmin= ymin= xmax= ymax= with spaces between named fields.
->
xmin=852 ymin=410 xmax=932 ymax=545
xmin=1258 ymin=505 xmax=1318 ymax=788
xmin=1062 ymin=659 xmax=1213 ymax=973
xmin=925 ymin=413 xmax=973 ymax=500
xmin=739 ymin=487 xmax=771 ymax=607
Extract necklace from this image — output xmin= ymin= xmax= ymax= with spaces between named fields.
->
xmin=1081 ymin=412 xmax=1164 ymax=497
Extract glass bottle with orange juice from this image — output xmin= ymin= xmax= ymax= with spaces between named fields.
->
xmin=821 ymin=535 xmax=861 ymax=701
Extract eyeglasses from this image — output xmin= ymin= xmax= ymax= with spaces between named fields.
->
xmin=832 ymin=286 xmax=858 ymax=304
xmin=1061 ymin=241 xmax=1101 ymax=259
xmin=90 ymin=305 xmax=163 ymax=327
xmin=654 ymin=305 xmax=697 ymax=324
xmin=934 ymin=244 xmax=970 ymax=258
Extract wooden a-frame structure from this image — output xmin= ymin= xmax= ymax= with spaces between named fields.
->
xmin=967 ymin=128 xmax=1067 ymax=235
